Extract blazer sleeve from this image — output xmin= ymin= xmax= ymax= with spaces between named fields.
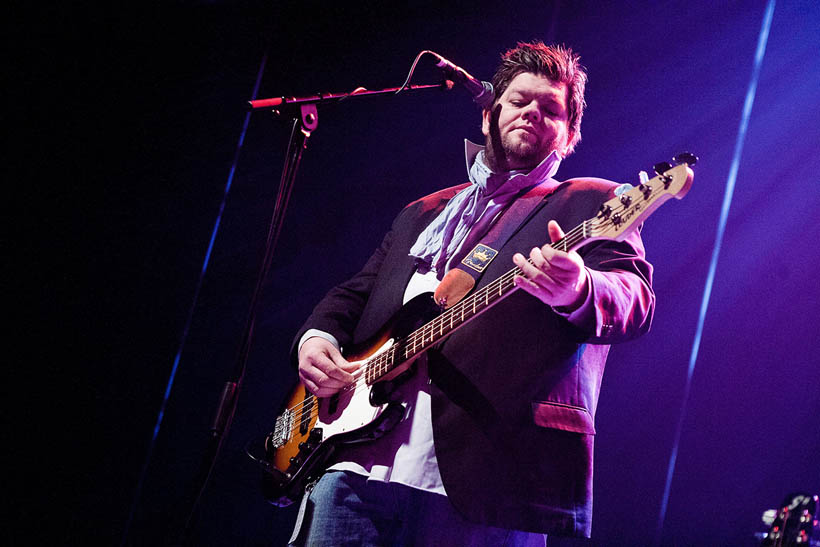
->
xmin=573 ymin=225 xmax=655 ymax=343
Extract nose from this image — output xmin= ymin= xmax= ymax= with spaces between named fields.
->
xmin=522 ymin=102 xmax=541 ymax=123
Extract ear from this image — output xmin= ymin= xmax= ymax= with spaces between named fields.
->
xmin=561 ymin=130 xmax=575 ymax=158
xmin=481 ymin=108 xmax=491 ymax=137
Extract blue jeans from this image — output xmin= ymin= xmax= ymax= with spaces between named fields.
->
xmin=289 ymin=471 xmax=547 ymax=546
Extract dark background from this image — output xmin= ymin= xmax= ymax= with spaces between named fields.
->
xmin=34 ymin=0 xmax=819 ymax=545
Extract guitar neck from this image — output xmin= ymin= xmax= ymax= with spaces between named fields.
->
xmin=363 ymin=161 xmax=695 ymax=384
xmin=412 ymin=219 xmax=593 ymax=352
xmin=363 ymin=220 xmax=594 ymax=384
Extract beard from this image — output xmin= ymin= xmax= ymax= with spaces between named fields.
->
xmin=483 ymin=104 xmax=559 ymax=172
xmin=504 ymin=131 xmax=547 ymax=165
xmin=485 ymin=129 xmax=557 ymax=172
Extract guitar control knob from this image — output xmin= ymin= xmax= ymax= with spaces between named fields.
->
xmin=298 ymin=442 xmax=307 ymax=450
xmin=309 ymin=428 xmax=323 ymax=441
xmin=289 ymin=456 xmax=301 ymax=465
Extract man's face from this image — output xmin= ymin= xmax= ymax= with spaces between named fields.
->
xmin=482 ymin=72 xmax=574 ymax=171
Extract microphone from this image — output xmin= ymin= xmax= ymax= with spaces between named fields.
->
xmin=430 ymin=52 xmax=494 ymax=109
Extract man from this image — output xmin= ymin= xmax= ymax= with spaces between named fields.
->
xmin=290 ymin=42 xmax=654 ymax=545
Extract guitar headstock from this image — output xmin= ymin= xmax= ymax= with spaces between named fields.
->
xmin=588 ymin=154 xmax=696 ymax=242
xmin=760 ymin=492 xmax=819 ymax=545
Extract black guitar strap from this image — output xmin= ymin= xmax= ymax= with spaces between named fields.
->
xmin=454 ymin=180 xmax=555 ymax=282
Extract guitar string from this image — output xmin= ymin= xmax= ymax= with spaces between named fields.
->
xmin=279 ymin=180 xmax=672 ymax=435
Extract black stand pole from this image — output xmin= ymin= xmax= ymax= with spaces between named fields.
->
xmin=181 ymin=81 xmax=449 ymax=542
xmin=181 ymin=102 xmax=317 ymax=542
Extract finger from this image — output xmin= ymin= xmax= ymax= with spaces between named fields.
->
xmin=525 ymin=247 xmax=573 ymax=289
xmin=518 ymin=252 xmax=566 ymax=289
xmin=303 ymin=378 xmax=341 ymax=399
xmin=514 ymin=274 xmax=556 ymax=300
xmin=313 ymin=342 xmax=358 ymax=374
xmin=539 ymin=255 xmax=577 ymax=281
xmin=299 ymin=376 xmax=321 ymax=396
xmin=514 ymin=252 xmax=544 ymax=282
xmin=311 ymin=354 xmax=355 ymax=384
xmin=299 ymin=361 xmax=349 ymax=389
xmin=539 ymin=244 xmax=580 ymax=275
xmin=328 ymin=351 xmax=359 ymax=373
xmin=548 ymin=220 xmax=565 ymax=243
xmin=299 ymin=363 xmax=344 ymax=396
xmin=539 ymin=240 xmax=566 ymax=267
xmin=299 ymin=367 xmax=330 ymax=397
xmin=528 ymin=246 xmax=546 ymax=269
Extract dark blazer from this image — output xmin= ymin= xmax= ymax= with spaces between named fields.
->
xmin=292 ymin=177 xmax=655 ymax=537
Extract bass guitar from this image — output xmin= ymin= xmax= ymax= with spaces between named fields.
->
xmin=260 ymin=155 xmax=696 ymax=506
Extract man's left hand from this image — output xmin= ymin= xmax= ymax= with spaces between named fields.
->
xmin=512 ymin=220 xmax=589 ymax=310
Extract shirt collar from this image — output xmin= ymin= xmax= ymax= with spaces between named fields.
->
xmin=463 ymin=139 xmax=562 ymax=195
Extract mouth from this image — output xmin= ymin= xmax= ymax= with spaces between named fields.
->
xmin=512 ymin=126 xmax=539 ymax=140
xmin=514 ymin=124 xmax=537 ymax=133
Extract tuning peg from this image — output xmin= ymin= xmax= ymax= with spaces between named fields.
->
xmin=673 ymin=152 xmax=698 ymax=166
xmin=638 ymin=171 xmax=649 ymax=184
xmin=653 ymin=162 xmax=673 ymax=176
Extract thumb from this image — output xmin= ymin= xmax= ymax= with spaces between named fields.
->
xmin=330 ymin=350 xmax=359 ymax=372
xmin=548 ymin=220 xmax=565 ymax=243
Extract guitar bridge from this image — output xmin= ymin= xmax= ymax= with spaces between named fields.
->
xmin=267 ymin=409 xmax=294 ymax=449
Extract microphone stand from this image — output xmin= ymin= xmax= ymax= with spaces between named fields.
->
xmin=181 ymin=80 xmax=450 ymax=541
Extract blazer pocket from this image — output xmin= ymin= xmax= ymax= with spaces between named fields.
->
xmin=531 ymin=401 xmax=596 ymax=435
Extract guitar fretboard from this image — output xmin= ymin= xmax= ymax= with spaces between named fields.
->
xmin=360 ymin=163 xmax=691 ymax=385
xmin=363 ymin=219 xmax=594 ymax=384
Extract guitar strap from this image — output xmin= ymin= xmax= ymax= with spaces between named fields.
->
xmin=434 ymin=181 xmax=555 ymax=307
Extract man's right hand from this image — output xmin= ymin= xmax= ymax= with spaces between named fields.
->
xmin=298 ymin=337 xmax=359 ymax=397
